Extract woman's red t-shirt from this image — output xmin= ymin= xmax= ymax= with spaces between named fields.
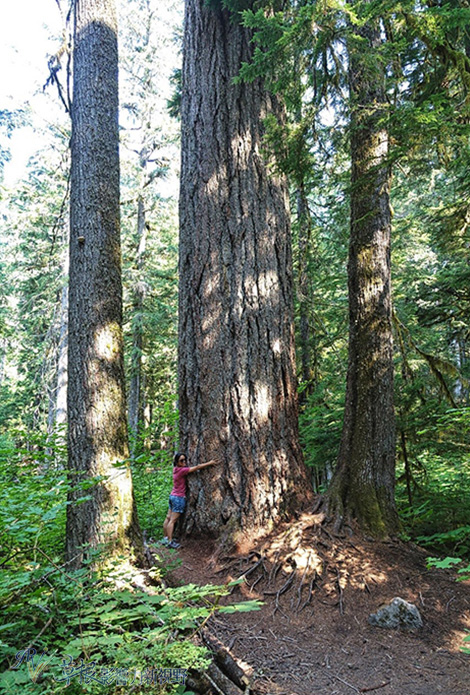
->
xmin=170 ymin=466 xmax=190 ymax=497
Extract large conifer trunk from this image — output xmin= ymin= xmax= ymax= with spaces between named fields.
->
xmin=66 ymin=0 xmax=142 ymax=567
xmin=326 ymin=17 xmax=399 ymax=537
xmin=179 ymin=0 xmax=312 ymax=536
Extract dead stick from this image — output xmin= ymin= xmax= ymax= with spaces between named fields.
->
xmin=268 ymin=550 xmax=281 ymax=587
xmin=201 ymin=629 xmax=251 ymax=689
xmin=295 ymin=553 xmax=311 ymax=611
xmin=23 ymin=617 xmax=53 ymax=654
xmin=336 ymin=568 xmax=344 ymax=615
xmin=360 ymin=681 xmax=391 ymax=693
xmin=301 ymin=574 xmax=315 ymax=611
xmin=333 ymin=675 xmax=360 ymax=693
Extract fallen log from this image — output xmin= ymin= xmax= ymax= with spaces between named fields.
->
xmin=201 ymin=629 xmax=252 ymax=691
xmin=187 ymin=662 xmax=244 ymax=695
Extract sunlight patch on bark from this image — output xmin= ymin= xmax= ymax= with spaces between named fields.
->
xmin=255 ymin=382 xmax=270 ymax=422
xmin=251 ymin=269 xmax=278 ymax=300
xmin=78 ymin=2 xmax=117 ymax=34
xmin=94 ymin=322 xmax=122 ymax=360
xmin=230 ymin=128 xmax=254 ymax=167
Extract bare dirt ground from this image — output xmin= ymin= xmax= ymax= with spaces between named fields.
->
xmin=161 ymin=511 xmax=470 ymax=695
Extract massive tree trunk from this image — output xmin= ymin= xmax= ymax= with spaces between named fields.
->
xmin=326 ymin=14 xmax=399 ymax=537
xmin=66 ymin=0 xmax=143 ymax=568
xmin=179 ymin=0 xmax=312 ymax=537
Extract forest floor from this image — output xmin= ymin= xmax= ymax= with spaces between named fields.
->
xmin=159 ymin=510 xmax=470 ymax=695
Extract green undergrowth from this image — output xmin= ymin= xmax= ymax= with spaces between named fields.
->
xmin=425 ymin=555 xmax=470 ymax=655
xmin=0 ymin=431 xmax=261 ymax=695
xmin=131 ymin=446 xmax=174 ymax=542
xmin=392 ymin=407 xmax=470 ymax=655
xmin=396 ymin=449 xmax=470 ymax=558
xmin=0 ymin=562 xmax=261 ymax=694
xmin=130 ymin=401 xmax=178 ymax=541
xmin=395 ymin=408 xmax=470 ymax=559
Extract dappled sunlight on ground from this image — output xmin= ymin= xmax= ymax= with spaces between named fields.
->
xmin=163 ymin=509 xmax=470 ymax=695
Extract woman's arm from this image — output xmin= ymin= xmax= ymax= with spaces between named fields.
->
xmin=186 ymin=459 xmax=220 ymax=474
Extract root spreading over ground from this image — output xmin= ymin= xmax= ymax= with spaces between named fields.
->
xmin=158 ymin=511 xmax=470 ymax=695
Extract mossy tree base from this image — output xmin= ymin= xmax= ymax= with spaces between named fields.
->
xmin=326 ymin=7 xmax=400 ymax=540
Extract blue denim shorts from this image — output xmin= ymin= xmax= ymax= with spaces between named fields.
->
xmin=169 ymin=495 xmax=186 ymax=514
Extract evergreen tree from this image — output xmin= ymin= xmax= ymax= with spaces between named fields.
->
xmin=178 ymin=0 xmax=312 ymax=536
xmin=326 ymin=4 xmax=399 ymax=536
xmin=66 ymin=0 xmax=143 ymax=567
xmin=1 ymin=140 xmax=69 ymax=433
xmin=119 ymin=0 xmax=181 ymax=454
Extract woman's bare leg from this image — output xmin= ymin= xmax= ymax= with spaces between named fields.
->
xmin=165 ymin=511 xmax=180 ymax=542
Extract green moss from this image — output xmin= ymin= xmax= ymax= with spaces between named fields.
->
xmin=327 ymin=475 xmax=399 ymax=539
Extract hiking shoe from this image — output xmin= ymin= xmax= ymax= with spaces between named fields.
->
xmin=160 ymin=537 xmax=169 ymax=546
xmin=167 ymin=540 xmax=180 ymax=549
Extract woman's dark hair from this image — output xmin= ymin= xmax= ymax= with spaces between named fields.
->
xmin=173 ymin=452 xmax=187 ymax=466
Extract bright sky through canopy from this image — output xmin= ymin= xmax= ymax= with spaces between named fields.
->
xmin=1 ymin=0 xmax=63 ymax=182
xmin=1 ymin=0 xmax=61 ymax=102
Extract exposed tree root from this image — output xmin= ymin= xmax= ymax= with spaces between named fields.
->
xmin=210 ymin=509 xmax=357 ymax=621
xmin=267 ymin=550 xmax=282 ymax=588
xmin=300 ymin=572 xmax=316 ymax=611
xmin=174 ymin=508 xmax=397 ymax=693
xmin=294 ymin=552 xmax=312 ymax=611
xmin=311 ymin=495 xmax=324 ymax=514
xmin=241 ymin=554 xmax=266 ymax=583
xmin=336 ymin=567 xmax=345 ymax=615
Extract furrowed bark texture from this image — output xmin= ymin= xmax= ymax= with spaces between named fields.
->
xmin=179 ymin=1 xmax=312 ymax=536
xmin=66 ymin=0 xmax=142 ymax=568
xmin=327 ymin=16 xmax=399 ymax=537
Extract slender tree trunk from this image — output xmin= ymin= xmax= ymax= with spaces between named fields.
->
xmin=34 ymin=320 xmax=57 ymax=433
xmin=45 ymin=224 xmax=68 ymax=461
xmin=66 ymin=0 xmax=143 ymax=568
xmin=326 ymin=14 xmax=399 ymax=537
xmin=400 ymin=429 xmax=413 ymax=506
xmin=0 ymin=338 xmax=5 ymax=388
xmin=128 ymin=194 xmax=147 ymax=455
xmin=55 ymin=283 xmax=69 ymax=428
xmin=55 ymin=233 xmax=69 ymax=432
xmin=179 ymin=0 xmax=312 ymax=537
xmin=296 ymin=181 xmax=315 ymax=405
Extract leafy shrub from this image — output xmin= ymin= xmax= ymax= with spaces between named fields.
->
xmin=131 ymin=400 xmax=179 ymax=540
xmin=396 ymin=407 xmax=470 ymax=557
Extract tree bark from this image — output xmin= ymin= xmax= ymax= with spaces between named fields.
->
xmin=66 ymin=0 xmax=143 ymax=568
xmin=326 ymin=13 xmax=400 ymax=537
xmin=295 ymin=181 xmax=315 ymax=406
xmin=0 ymin=338 xmax=5 ymax=388
xmin=179 ymin=0 xmax=312 ymax=536
xmin=55 ymin=236 xmax=69 ymax=432
xmin=128 ymin=194 xmax=147 ymax=456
